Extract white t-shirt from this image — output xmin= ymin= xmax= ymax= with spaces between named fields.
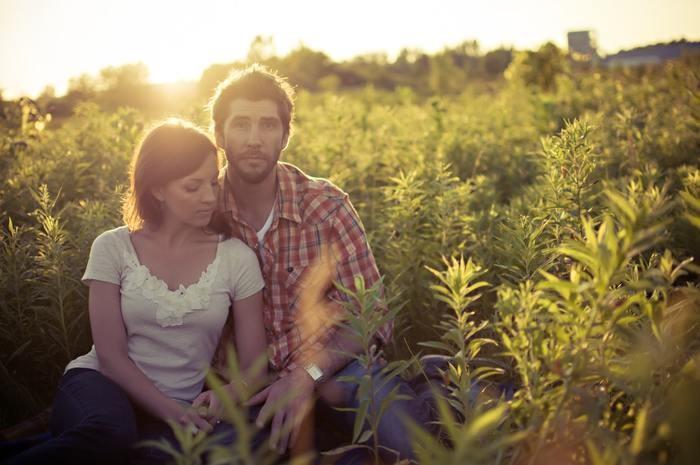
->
xmin=255 ymin=205 xmax=275 ymax=247
xmin=64 ymin=226 xmax=264 ymax=403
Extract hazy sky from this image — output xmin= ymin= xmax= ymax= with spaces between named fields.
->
xmin=1 ymin=0 xmax=698 ymax=98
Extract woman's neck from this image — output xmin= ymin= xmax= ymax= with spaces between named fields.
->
xmin=142 ymin=220 xmax=208 ymax=249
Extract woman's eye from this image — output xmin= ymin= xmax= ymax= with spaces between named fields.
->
xmin=185 ymin=186 xmax=198 ymax=193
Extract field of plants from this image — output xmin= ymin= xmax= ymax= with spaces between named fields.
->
xmin=1 ymin=54 xmax=699 ymax=465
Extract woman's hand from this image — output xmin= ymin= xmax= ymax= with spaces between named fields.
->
xmin=191 ymin=384 xmax=236 ymax=424
xmin=177 ymin=407 xmax=214 ymax=434
xmin=162 ymin=400 xmax=213 ymax=434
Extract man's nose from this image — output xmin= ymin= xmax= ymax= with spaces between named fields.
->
xmin=246 ymin=125 xmax=262 ymax=146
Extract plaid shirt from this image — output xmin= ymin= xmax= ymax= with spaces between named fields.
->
xmin=218 ymin=162 xmax=392 ymax=374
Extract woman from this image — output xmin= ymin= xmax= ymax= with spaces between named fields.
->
xmin=4 ymin=119 xmax=267 ymax=465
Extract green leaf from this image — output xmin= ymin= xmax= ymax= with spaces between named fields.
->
xmin=630 ymin=400 xmax=649 ymax=456
xmin=465 ymin=404 xmax=508 ymax=439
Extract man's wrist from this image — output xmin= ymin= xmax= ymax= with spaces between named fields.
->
xmin=303 ymin=361 xmax=324 ymax=384
xmin=292 ymin=364 xmax=322 ymax=388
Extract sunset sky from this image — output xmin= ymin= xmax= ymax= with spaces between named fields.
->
xmin=1 ymin=0 xmax=698 ymax=98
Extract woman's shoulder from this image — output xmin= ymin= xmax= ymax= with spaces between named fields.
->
xmin=217 ymin=237 xmax=257 ymax=262
xmin=90 ymin=225 xmax=130 ymax=249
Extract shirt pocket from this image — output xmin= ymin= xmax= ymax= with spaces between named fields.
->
xmin=281 ymin=256 xmax=312 ymax=303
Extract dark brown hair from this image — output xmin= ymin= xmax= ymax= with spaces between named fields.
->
xmin=122 ymin=119 xmax=218 ymax=230
xmin=209 ymin=64 xmax=296 ymax=140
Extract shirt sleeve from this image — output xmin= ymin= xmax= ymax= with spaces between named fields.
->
xmin=282 ymin=196 xmax=392 ymax=376
xmin=326 ymin=197 xmax=392 ymax=347
xmin=81 ymin=230 xmax=122 ymax=285
xmin=229 ymin=240 xmax=265 ymax=301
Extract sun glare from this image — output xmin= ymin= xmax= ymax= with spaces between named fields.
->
xmin=0 ymin=0 xmax=698 ymax=98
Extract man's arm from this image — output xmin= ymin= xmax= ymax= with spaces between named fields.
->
xmin=287 ymin=193 xmax=392 ymax=372
xmin=248 ymin=196 xmax=392 ymax=452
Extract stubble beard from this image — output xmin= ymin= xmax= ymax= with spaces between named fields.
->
xmin=225 ymin=146 xmax=280 ymax=185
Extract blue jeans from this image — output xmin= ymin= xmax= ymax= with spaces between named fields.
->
xmin=1 ymin=368 xmax=257 ymax=465
xmin=319 ymin=359 xmax=432 ymax=464
xmin=3 ymin=361 xmax=431 ymax=465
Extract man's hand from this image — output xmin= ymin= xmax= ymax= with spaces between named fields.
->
xmin=247 ymin=368 xmax=315 ymax=453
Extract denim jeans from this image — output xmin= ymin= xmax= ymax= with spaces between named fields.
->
xmin=3 ymin=368 xmax=140 ymax=465
xmin=1 ymin=367 xmax=274 ymax=465
xmin=2 ymin=360 xmax=432 ymax=465
xmin=319 ymin=359 xmax=432 ymax=464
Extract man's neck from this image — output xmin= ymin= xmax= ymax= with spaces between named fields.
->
xmin=228 ymin=165 xmax=278 ymax=230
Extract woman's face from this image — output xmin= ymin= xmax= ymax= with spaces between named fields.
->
xmin=153 ymin=154 xmax=219 ymax=229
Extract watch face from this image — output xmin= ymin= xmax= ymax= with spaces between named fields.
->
xmin=306 ymin=363 xmax=323 ymax=381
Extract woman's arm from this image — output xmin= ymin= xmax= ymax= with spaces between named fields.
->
xmin=88 ymin=280 xmax=212 ymax=431
xmin=232 ymin=290 xmax=268 ymax=387
xmin=192 ymin=290 xmax=268 ymax=419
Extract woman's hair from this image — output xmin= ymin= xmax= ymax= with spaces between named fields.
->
xmin=122 ymin=118 xmax=219 ymax=231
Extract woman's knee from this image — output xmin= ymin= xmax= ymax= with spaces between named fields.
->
xmin=82 ymin=414 xmax=139 ymax=449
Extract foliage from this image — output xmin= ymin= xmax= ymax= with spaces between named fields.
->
xmin=1 ymin=58 xmax=699 ymax=465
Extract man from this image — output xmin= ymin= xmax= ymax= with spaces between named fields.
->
xmin=209 ymin=64 xmax=429 ymax=462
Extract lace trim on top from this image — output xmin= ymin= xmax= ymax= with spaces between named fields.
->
xmin=122 ymin=238 xmax=222 ymax=327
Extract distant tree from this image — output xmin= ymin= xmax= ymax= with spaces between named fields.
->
xmin=67 ymin=73 xmax=98 ymax=100
xmin=97 ymin=63 xmax=151 ymax=111
xmin=450 ymin=40 xmax=483 ymax=79
xmin=247 ymin=35 xmax=276 ymax=64
xmin=278 ymin=45 xmax=333 ymax=90
xmin=36 ymin=85 xmax=56 ymax=110
xmin=429 ymin=50 xmax=465 ymax=94
xmin=388 ymin=48 xmax=429 ymax=90
xmin=199 ymin=63 xmax=238 ymax=99
xmin=347 ymin=53 xmax=396 ymax=89
xmin=484 ymin=48 xmax=514 ymax=77
xmin=506 ymin=42 xmax=568 ymax=92
xmin=98 ymin=62 xmax=149 ymax=91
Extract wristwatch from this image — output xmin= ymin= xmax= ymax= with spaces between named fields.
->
xmin=303 ymin=362 xmax=324 ymax=384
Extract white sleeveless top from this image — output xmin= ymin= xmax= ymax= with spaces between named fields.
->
xmin=64 ymin=226 xmax=264 ymax=403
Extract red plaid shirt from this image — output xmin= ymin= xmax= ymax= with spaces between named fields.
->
xmin=219 ymin=162 xmax=392 ymax=374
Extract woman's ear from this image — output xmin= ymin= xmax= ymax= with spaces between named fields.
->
xmin=151 ymin=187 xmax=165 ymax=202
xmin=215 ymin=132 xmax=224 ymax=149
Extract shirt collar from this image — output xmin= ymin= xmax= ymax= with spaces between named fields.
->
xmin=221 ymin=163 xmax=302 ymax=225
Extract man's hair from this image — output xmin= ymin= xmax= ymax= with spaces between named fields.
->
xmin=209 ymin=64 xmax=296 ymax=139
xmin=122 ymin=118 xmax=218 ymax=230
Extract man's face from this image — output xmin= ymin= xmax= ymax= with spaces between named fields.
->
xmin=218 ymin=98 xmax=288 ymax=185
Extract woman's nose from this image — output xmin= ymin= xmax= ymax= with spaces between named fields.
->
xmin=202 ymin=184 xmax=217 ymax=204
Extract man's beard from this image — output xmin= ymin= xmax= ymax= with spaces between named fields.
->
xmin=225 ymin=146 xmax=279 ymax=184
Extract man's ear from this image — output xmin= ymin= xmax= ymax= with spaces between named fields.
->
xmin=281 ymin=131 xmax=290 ymax=151
xmin=215 ymin=131 xmax=224 ymax=149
